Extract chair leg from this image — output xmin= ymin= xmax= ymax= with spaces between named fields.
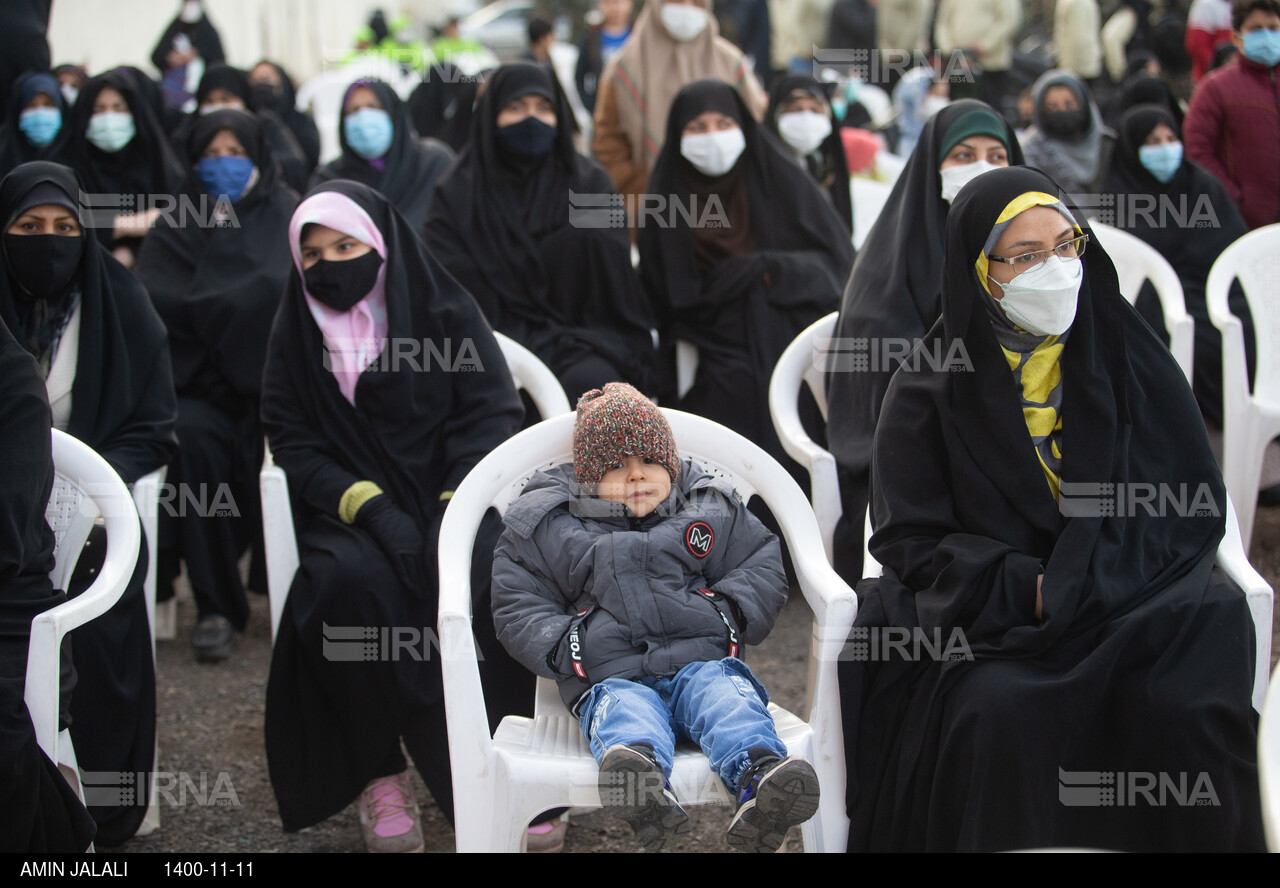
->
xmin=155 ymin=598 xmax=176 ymax=641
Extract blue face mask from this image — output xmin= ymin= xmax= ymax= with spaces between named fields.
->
xmin=1138 ymin=141 xmax=1183 ymax=184
xmin=496 ymin=116 xmax=558 ymax=158
xmin=20 ymin=107 xmax=62 ymax=147
xmin=343 ymin=108 xmax=394 ymax=160
xmin=196 ymin=155 xmax=256 ymax=201
xmin=1242 ymin=29 xmax=1280 ymax=67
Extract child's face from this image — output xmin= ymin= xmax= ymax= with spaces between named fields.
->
xmin=595 ymin=456 xmax=672 ymax=518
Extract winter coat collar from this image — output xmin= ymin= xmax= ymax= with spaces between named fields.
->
xmin=501 ymin=457 xmax=737 ymax=539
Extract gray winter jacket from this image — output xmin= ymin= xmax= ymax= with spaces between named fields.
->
xmin=491 ymin=459 xmax=787 ymax=712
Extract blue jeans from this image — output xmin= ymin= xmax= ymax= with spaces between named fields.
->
xmin=578 ymin=658 xmax=788 ymax=793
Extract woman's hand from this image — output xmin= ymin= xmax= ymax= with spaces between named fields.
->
xmin=1035 ymin=574 xmax=1044 ymax=621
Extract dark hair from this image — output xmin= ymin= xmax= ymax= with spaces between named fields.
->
xmin=527 ymin=15 xmax=553 ymax=44
xmin=1233 ymin=0 xmax=1280 ymax=31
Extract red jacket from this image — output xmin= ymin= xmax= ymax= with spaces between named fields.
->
xmin=1184 ymin=54 xmax=1280 ymax=230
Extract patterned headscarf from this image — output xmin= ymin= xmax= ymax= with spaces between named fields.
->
xmin=974 ymin=191 xmax=1083 ymax=500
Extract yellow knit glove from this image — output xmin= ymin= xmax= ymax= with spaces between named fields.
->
xmin=339 ymin=481 xmax=384 ymax=525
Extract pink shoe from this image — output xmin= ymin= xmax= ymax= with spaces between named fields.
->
xmin=357 ymin=772 xmax=424 ymax=853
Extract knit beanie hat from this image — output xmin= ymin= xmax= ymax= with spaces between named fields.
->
xmin=573 ymin=383 xmax=681 ymax=487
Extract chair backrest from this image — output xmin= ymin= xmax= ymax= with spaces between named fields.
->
xmin=1260 ymin=660 xmax=1280 ymax=850
xmin=492 ymin=332 xmax=572 ymax=419
xmin=437 ymin=407 xmax=853 ymax=739
xmin=1205 ymin=223 xmax=1280 ymax=551
xmin=28 ymin=430 xmax=141 ymax=759
xmin=852 ymin=178 xmax=893 ymax=251
xmin=1090 ymin=221 xmax=1194 ymax=382
xmin=768 ymin=313 xmax=839 ymax=557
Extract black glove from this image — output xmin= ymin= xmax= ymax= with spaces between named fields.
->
xmin=354 ymin=494 xmax=427 ymax=594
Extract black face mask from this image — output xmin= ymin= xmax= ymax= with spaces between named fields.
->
xmin=3 ymin=233 xmax=82 ymax=304
xmin=496 ymin=116 xmax=557 ymax=158
xmin=250 ymin=81 xmax=282 ymax=113
xmin=1041 ymin=108 xmax=1090 ymax=140
xmin=303 ymin=250 xmax=383 ymax=312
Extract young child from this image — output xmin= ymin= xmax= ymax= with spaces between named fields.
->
xmin=491 ymin=383 xmax=819 ymax=852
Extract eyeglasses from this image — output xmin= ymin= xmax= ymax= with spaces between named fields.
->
xmin=989 ymin=234 xmax=1088 ymax=273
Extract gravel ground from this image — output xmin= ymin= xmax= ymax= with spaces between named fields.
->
xmin=110 ymin=505 xmax=1280 ymax=855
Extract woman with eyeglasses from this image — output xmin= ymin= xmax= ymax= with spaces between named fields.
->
xmin=838 ymin=165 xmax=1264 ymax=852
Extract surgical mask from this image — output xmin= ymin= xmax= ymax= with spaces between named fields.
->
xmin=660 ymin=3 xmax=707 ymax=42
xmin=196 ymin=155 xmax=256 ymax=201
xmin=496 ymin=115 xmax=558 ymax=158
xmin=995 ymin=255 xmax=1082 ymax=336
xmin=199 ymin=101 xmax=245 ymax=115
xmin=1138 ymin=141 xmax=1183 ymax=184
xmin=1242 ymin=29 xmax=1280 ymax=67
xmin=304 ymin=250 xmax=384 ymax=312
xmin=777 ymin=110 xmax=831 ymax=156
xmin=60 ymin=84 xmax=79 ymax=107
xmin=85 ymin=111 xmax=135 ymax=153
xmin=343 ymin=107 xmax=394 ymax=160
xmin=180 ymin=1 xmax=202 ymax=24
xmin=919 ymin=95 xmax=949 ymax=120
xmin=681 ymin=127 xmax=746 ymax=177
xmin=939 ymin=159 xmax=1001 ymax=203
xmin=20 ymin=107 xmax=62 ymax=147
xmin=2 ymin=234 xmax=83 ymax=304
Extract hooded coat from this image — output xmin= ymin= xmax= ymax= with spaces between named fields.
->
xmin=838 ymin=165 xmax=1263 ymax=852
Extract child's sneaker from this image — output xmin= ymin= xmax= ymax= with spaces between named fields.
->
xmin=598 ymin=744 xmax=690 ymax=851
xmin=357 ymin=772 xmax=424 ymax=853
xmin=726 ymin=748 xmax=820 ymax=853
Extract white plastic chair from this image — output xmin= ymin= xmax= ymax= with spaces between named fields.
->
xmin=675 ymin=340 xmax=698 ymax=401
xmin=1205 ymin=223 xmax=1280 ymax=552
xmin=134 ymin=468 xmax=170 ymax=644
xmin=851 ymin=177 xmax=892 ymax=251
xmin=131 ymin=465 xmax=166 ymax=837
xmin=438 ymin=409 xmax=858 ymax=852
xmin=860 ymin=493 xmax=1272 ymax=712
xmin=1259 ymin=659 xmax=1280 ymax=850
xmin=1090 ymin=221 xmax=1194 ymax=383
xmin=261 ymin=333 xmax=571 ymax=642
xmin=28 ymin=430 xmax=142 ymax=802
xmin=769 ymin=312 xmax=838 ymax=560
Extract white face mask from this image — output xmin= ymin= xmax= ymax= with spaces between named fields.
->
xmin=777 ymin=110 xmax=832 ymax=156
xmin=661 ymin=3 xmax=708 ymax=42
xmin=681 ymin=127 xmax=746 ymax=177
xmin=180 ymin=1 xmax=202 ymax=24
xmin=995 ymin=255 xmax=1082 ymax=336
xmin=939 ymin=159 xmax=1001 ymax=203
xmin=199 ymin=101 xmax=245 ymax=115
